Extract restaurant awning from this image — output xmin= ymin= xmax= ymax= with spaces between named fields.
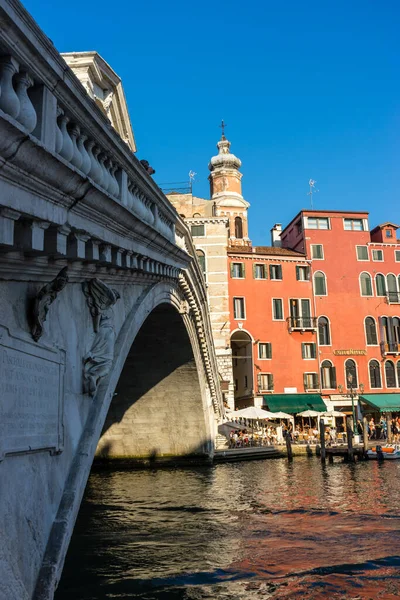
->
xmin=263 ymin=394 xmax=326 ymax=414
xmin=359 ymin=394 xmax=400 ymax=413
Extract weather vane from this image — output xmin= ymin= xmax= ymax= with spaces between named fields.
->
xmin=219 ymin=119 xmax=226 ymax=139
xmin=308 ymin=179 xmax=319 ymax=209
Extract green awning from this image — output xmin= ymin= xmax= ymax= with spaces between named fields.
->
xmin=360 ymin=394 xmax=400 ymax=413
xmin=263 ymin=394 xmax=326 ymax=414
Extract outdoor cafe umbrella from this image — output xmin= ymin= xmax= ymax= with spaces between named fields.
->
xmin=320 ymin=410 xmax=344 ymax=417
xmin=270 ymin=411 xmax=294 ymax=420
xmin=297 ymin=409 xmax=322 ymax=429
xmin=232 ymin=406 xmax=276 ymax=420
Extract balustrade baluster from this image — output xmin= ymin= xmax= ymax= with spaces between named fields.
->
xmin=69 ymin=124 xmax=83 ymax=169
xmin=91 ymin=145 xmax=103 ymax=186
xmin=14 ymin=71 xmax=36 ymax=132
xmin=55 ymin=107 xmax=64 ymax=153
xmin=78 ymin=134 xmax=91 ymax=175
xmin=98 ymin=153 xmax=111 ymax=192
xmin=0 ymin=56 xmax=20 ymax=118
xmin=109 ymin=161 xmax=120 ymax=197
xmin=58 ymin=114 xmax=74 ymax=161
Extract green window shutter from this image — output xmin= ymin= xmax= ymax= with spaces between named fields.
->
xmin=267 ymin=342 xmax=272 ymax=358
xmin=242 ymin=263 xmax=245 ymax=277
xmin=270 ymin=374 xmax=274 ymax=390
xmin=303 ymin=373 xmax=308 ymax=390
xmin=269 ymin=265 xmax=272 ymax=279
xmin=278 ymin=265 xmax=282 ymax=279
xmin=296 ymin=266 xmax=300 ymax=280
xmin=314 ymin=373 xmax=320 ymax=389
xmin=230 ymin=263 xmax=234 ymax=277
xmin=253 ymin=264 xmax=256 ymax=278
xmin=301 ymin=343 xmax=305 ymax=358
xmin=311 ymin=343 xmax=316 ymax=358
xmin=306 ymin=266 xmax=310 ymax=280
xmin=330 ymin=367 xmax=337 ymax=389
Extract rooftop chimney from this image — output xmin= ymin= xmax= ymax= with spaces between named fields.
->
xmin=270 ymin=223 xmax=282 ymax=247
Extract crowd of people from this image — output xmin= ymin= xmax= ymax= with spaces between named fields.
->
xmin=229 ymin=427 xmax=279 ymax=448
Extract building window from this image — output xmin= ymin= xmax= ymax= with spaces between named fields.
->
xmin=386 ymin=229 xmax=393 ymax=238
xmin=387 ymin=274 xmax=399 ymax=303
xmin=235 ymin=379 xmax=238 ymax=391
xmin=302 ymin=342 xmax=316 ymax=359
xmin=296 ymin=265 xmax=310 ymax=281
xmin=345 ymin=359 xmax=358 ymax=388
xmin=385 ymin=360 xmax=397 ymax=388
xmin=244 ymin=375 xmax=248 ymax=389
xmin=376 ymin=273 xmax=386 ymax=296
xmin=311 ymin=244 xmax=324 ymax=259
xmin=234 ymin=216 xmax=243 ymax=239
xmin=259 ymin=342 xmax=272 ymax=359
xmin=258 ymin=373 xmax=274 ymax=392
xmin=314 ymin=271 xmax=327 ymax=296
xmin=233 ymin=297 xmax=245 ymax=320
xmin=289 ymin=299 xmax=312 ymax=327
xmin=196 ymin=249 xmax=206 ymax=278
xmin=394 ymin=317 xmax=400 ymax=344
xmin=231 ymin=262 xmax=245 ymax=278
xmin=191 ymin=224 xmax=205 ymax=237
xmin=356 ymin=246 xmax=369 ymax=261
xmin=272 ymin=298 xmax=284 ymax=320
xmin=254 ymin=264 xmax=267 ymax=279
xmin=321 ymin=360 xmax=337 ymax=389
xmin=397 ymin=362 xmax=400 ymax=387
xmin=306 ymin=217 xmax=329 ymax=230
xmin=344 ymin=218 xmax=364 ymax=231
xmin=369 ymin=360 xmax=382 ymax=389
xmin=365 ymin=317 xmax=378 ymax=345
xmin=360 ymin=272 xmax=373 ymax=297
xmin=269 ymin=264 xmax=282 ymax=280
xmin=318 ymin=316 xmax=331 ymax=345
xmin=395 ymin=250 xmax=400 ymax=262
xmin=372 ymin=249 xmax=384 ymax=262
xmin=304 ymin=372 xmax=319 ymax=390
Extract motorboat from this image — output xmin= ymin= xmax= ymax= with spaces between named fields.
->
xmin=366 ymin=444 xmax=400 ymax=460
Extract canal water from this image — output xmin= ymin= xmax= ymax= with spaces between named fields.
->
xmin=56 ymin=458 xmax=400 ymax=599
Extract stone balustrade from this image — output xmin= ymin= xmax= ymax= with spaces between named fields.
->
xmin=0 ymin=2 xmax=177 ymax=247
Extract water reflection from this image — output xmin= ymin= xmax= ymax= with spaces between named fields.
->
xmin=56 ymin=458 xmax=400 ymax=599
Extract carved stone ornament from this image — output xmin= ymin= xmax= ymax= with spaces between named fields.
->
xmin=82 ymin=278 xmax=120 ymax=397
xmin=31 ymin=267 xmax=69 ymax=342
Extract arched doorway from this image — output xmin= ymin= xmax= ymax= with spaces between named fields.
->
xmin=96 ymin=303 xmax=211 ymax=462
xmin=230 ymin=330 xmax=254 ymax=408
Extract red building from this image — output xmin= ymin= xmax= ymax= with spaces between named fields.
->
xmin=228 ymin=211 xmax=400 ymax=412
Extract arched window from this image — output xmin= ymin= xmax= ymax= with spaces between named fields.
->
xmin=234 ymin=216 xmax=243 ymax=239
xmin=376 ymin=274 xmax=386 ymax=296
xmin=385 ymin=360 xmax=397 ymax=388
xmin=314 ymin=272 xmax=327 ymax=296
xmin=321 ymin=360 xmax=336 ymax=389
xmin=365 ymin=317 xmax=378 ymax=345
xmin=387 ymin=274 xmax=398 ymax=302
xmin=381 ymin=317 xmax=390 ymax=344
xmin=345 ymin=359 xmax=358 ymax=389
xmin=318 ymin=316 xmax=330 ymax=346
xmin=360 ymin=272 xmax=373 ymax=297
xmin=369 ymin=360 xmax=381 ymax=389
xmin=196 ymin=249 xmax=206 ymax=277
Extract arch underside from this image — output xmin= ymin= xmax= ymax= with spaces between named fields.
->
xmin=96 ymin=302 xmax=212 ymax=463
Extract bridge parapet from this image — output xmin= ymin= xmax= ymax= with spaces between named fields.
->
xmin=0 ymin=0 xmax=178 ymax=262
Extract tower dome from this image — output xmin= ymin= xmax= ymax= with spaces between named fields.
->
xmin=208 ymin=137 xmax=242 ymax=172
xmin=208 ymin=123 xmax=244 ymax=202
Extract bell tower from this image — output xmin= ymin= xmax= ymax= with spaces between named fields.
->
xmin=208 ymin=122 xmax=250 ymax=246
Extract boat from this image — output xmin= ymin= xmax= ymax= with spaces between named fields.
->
xmin=366 ymin=444 xmax=400 ymax=460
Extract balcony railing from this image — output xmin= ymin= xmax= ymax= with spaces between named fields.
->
xmin=287 ymin=316 xmax=318 ymax=331
xmin=387 ymin=292 xmax=400 ymax=304
xmin=381 ymin=342 xmax=400 ymax=355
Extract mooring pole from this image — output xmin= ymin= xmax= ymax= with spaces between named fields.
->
xmin=285 ymin=430 xmax=293 ymax=461
xmin=320 ymin=418 xmax=326 ymax=462
xmin=387 ymin=412 xmax=393 ymax=443
xmin=346 ymin=417 xmax=354 ymax=462
xmin=363 ymin=416 xmax=369 ymax=456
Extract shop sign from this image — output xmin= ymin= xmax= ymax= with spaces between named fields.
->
xmin=333 ymin=349 xmax=367 ymax=356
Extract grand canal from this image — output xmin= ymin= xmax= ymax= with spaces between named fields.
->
xmin=56 ymin=458 xmax=400 ymax=599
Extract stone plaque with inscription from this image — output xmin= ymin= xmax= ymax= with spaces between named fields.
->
xmin=0 ymin=325 xmax=65 ymax=460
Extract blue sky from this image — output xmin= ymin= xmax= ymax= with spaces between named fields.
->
xmin=25 ymin=0 xmax=399 ymax=245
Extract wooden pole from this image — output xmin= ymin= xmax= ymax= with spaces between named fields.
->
xmin=320 ymin=418 xmax=326 ymax=462
xmin=346 ymin=417 xmax=354 ymax=461
xmin=387 ymin=412 xmax=392 ymax=443
xmin=363 ymin=416 xmax=369 ymax=454
xmin=285 ymin=430 xmax=293 ymax=461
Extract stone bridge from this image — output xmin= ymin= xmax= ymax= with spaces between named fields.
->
xmin=0 ymin=1 xmax=225 ymax=598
